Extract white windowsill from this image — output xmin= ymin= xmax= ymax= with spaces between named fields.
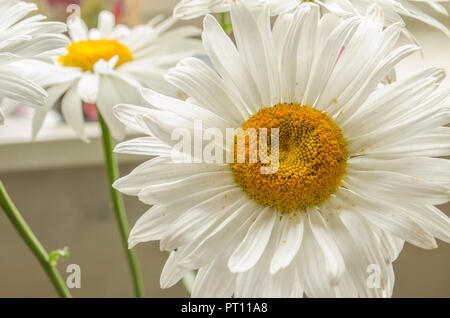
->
xmin=0 ymin=120 xmax=144 ymax=173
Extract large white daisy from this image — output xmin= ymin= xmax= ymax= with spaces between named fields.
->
xmin=174 ymin=0 xmax=450 ymax=37
xmin=0 ymin=0 xmax=69 ymax=107
xmin=114 ymin=3 xmax=450 ymax=297
xmin=1 ymin=10 xmax=203 ymax=141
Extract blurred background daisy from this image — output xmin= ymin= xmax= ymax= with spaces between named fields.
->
xmin=1 ymin=1 xmax=203 ymax=142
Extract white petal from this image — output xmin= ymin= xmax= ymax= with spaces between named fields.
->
xmin=296 ymin=215 xmax=337 ymax=298
xmin=179 ymin=200 xmax=260 ymax=269
xmin=114 ymin=160 xmax=228 ymax=196
xmin=137 ymin=171 xmax=235 ymax=205
xmin=345 ymin=170 xmax=450 ymax=206
xmin=348 ymin=157 xmax=450 ymax=187
xmin=165 ymin=57 xmax=249 ymax=125
xmin=114 ymin=136 xmax=171 ymax=157
xmin=0 ymin=69 xmax=47 ymax=106
xmin=61 ymin=82 xmax=88 ymax=142
xmin=96 ymin=75 xmax=128 ymax=140
xmin=113 ymin=103 xmax=152 ymax=134
xmin=192 ymin=259 xmax=236 ymax=298
xmin=77 ymin=73 xmax=99 ymax=104
xmin=308 ymin=207 xmax=345 ymax=286
xmin=228 ymin=207 xmax=277 ymax=273
xmin=67 ymin=15 xmax=88 ymax=41
xmin=230 ymin=2 xmax=280 ymax=107
xmin=202 ymin=14 xmax=261 ymax=114
xmin=32 ymin=81 xmax=74 ymax=140
xmin=270 ymin=214 xmax=304 ymax=274
xmin=161 ymin=188 xmax=245 ymax=251
xmin=160 ymin=249 xmax=189 ymax=289
xmin=338 ymin=188 xmax=438 ymax=249
xmin=98 ymin=11 xmax=115 ymax=38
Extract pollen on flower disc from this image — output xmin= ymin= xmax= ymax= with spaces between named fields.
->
xmin=58 ymin=39 xmax=133 ymax=71
xmin=230 ymin=103 xmax=347 ymax=213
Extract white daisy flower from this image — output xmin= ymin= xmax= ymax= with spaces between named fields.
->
xmin=2 ymin=10 xmax=203 ymax=142
xmin=114 ymin=3 xmax=450 ymax=298
xmin=0 ymin=0 xmax=69 ymax=107
xmin=174 ymin=0 xmax=450 ymax=37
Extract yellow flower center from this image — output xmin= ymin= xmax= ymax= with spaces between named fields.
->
xmin=230 ymin=103 xmax=347 ymax=213
xmin=58 ymin=39 xmax=133 ymax=72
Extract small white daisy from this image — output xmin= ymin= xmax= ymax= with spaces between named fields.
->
xmin=0 ymin=0 xmax=69 ymax=107
xmin=174 ymin=0 xmax=450 ymax=37
xmin=2 ymin=10 xmax=203 ymax=142
xmin=114 ymin=3 xmax=450 ymax=297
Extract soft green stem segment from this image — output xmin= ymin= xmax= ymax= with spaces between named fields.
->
xmin=0 ymin=180 xmax=72 ymax=298
xmin=220 ymin=12 xmax=233 ymax=34
xmin=97 ymin=111 xmax=145 ymax=298
xmin=182 ymin=270 xmax=197 ymax=296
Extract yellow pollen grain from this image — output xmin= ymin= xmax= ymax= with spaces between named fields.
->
xmin=58 ymin=39 xmax=133 ymax=72
xmin=230 ymin=103 xmax=347 ymax=213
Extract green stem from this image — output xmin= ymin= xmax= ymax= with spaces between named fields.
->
xmin=0 ymin=180 xmax=72 ymax=298
xmin=182 ymin=270 xmax=197 ymax=296
xmin=97 ymin=111 xmax=145 ymax=298
xmin=219 ymin=12 xmax=232 ymax=34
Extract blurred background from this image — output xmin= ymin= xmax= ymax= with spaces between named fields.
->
xmin=0 ymin=0 xmax=449 ymax=298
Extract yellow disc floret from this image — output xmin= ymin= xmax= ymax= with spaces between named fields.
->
xmin=230 ymin=103 xmax=347 ymax=213
xmin=58 ymin=39 xmax=133 ymax=72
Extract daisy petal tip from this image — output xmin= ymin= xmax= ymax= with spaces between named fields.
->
xmin=172 ymin=3 xmax=184 ymax=19
xmin=203 ymin=14 xmax=220 ymax=31
xmin=227 ymin=257 xmax=251 ymax=274
xmin=31 ymin=130 xmax=40 ymax=142
xmin=327 ymin=264 xmax=346 ymax=287
xmin=160 ymin=278 xmax=176 ymax=290
xmin=203 ymin=14 xmax=215 ymax=24
xmin=366 ymin=3 xmax=383 ymax=16
xmin=425 ymin=238 xmax=439 ymax=250
xmin=112 ymin=103 xmax=126 ymax=115
xmin=269 ymin=265 xmax=280 ymax=276
xmin=128 ymin=240 xmax=138 ymax=249
xmin=159 ymin=241 xmax=167 ymax=252
xmin=113 ymin=143 xmax=122 ymax=153
xmin=139 ymin=86 xmax=158 ymax=102
xmin=80 ymin=136 xmax=90 ymax=144
xmin=111 ymin=179 xmax=123 ymax=191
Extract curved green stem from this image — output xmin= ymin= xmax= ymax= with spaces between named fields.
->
xmin=0 ymin=180 xmax=72 ymax=298
xmin=97 ymin=111 xmax=145 ymax=298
